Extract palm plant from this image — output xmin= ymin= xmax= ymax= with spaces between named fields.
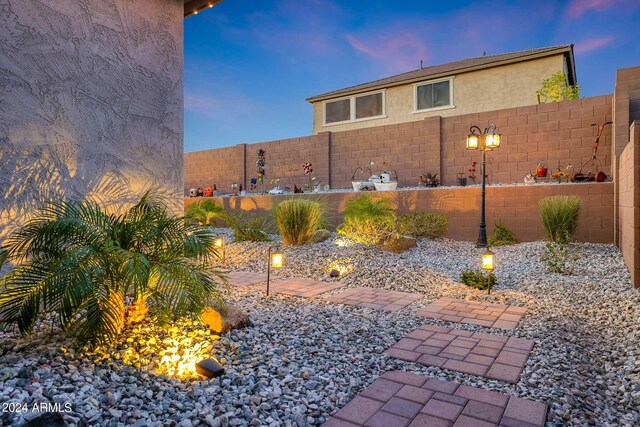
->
xmin=185 ymin=199 xmax=226 ymax=226
xmin=0 ymin=191 xmax=228 ymax=344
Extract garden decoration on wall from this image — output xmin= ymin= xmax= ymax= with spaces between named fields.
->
xmin=573 ymin=121 xmax=611 ymax=182
xmin=468 ymin=160 xmax=478 ymax=183
xmin=256 ymin=148 xmax=267 ymax=193
xmin=250 ymin=178 xmax=257 ymax=192
xmin=303 ymin=162 xmax=315 ymax=191
xmin=457 ymin=173 xmax=467 ymax=186
xmin=424 ymin=172 xmax=439 ymax=187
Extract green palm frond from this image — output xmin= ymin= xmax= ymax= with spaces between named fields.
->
xmin=0 ymin=190 xmax=228 ymax=345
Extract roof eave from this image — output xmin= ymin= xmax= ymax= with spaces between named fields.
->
xmin=565 ymin=44 xmax=577 ymax=86
xmin=184 ymin=0 xmax=223 ymax=18
xmin=306 ymin=45 xmax=574 ymax=103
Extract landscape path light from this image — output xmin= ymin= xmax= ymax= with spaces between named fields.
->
xmin=466 ymin=124 xmax=501 ymax=247
xmin=214 ymin=235 xmax=225 ymax=263
xmin=195 ymin=358 xmax=225 ymax=379
xmin=266 ymin=247 xmax=284 ymax=296
xmin=482 ymin=247 xmax=495 ymax=295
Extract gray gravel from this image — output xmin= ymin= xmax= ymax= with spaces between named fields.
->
xmin=0 ymin=234 xmax=638 ymax=426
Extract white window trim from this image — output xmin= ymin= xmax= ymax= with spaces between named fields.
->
xmin=323 ymin=89 xmax=387 ymax=126
xmin=413 ymin=76 xmax=455 ymax=113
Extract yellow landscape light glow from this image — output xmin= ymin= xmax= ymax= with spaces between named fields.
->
xmin=482 ymin=249 xmax=495 ymax=271
xmin=466 ymin=133 xmax=479 ymax=150
xmin=485 ymin=132 xmax=501 ymax=149
xmin=271 ymin=252 xmax=284 ymax=268
xmin=214 ymin=237 xmax=223 ymax=247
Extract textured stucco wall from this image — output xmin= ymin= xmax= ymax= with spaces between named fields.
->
xmin=312 ymin=55 xmax=564 ymax=134
xmin=0 ymin=0 xmax=184 ymax=240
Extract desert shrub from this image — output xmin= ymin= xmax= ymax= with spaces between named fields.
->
xmin=0 ymin=191 xmax=227 ymax=344
xmin=460 ymin=270 xmax=496 ymax=291
xmin=186 ymin=199 xmax=226 ymax=226
xmin=274 ymin=199 xmax=325 ymax=245
xmin=488 ymin=219 xmax=519 ymax=246
xmin=539 ymin=196 xmax=582 ymax=274
xmin=337 ymin=194 xmax=396 ymax=246
xmin=398 ymin=212 xmax=448 ymax=238
xmin=539 ymin=195 xmax=582 ymax=243
xmin=225 ymin=210 xmax=270 ymax=242
xmin=541 ymin=241 xmax=580 ymax=275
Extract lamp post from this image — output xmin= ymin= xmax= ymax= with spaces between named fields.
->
xmin=466 ymin=124 xmax=501 ymax=247
xmin=266 ymin=247 xmax=283 ymax=296
xmin=481 ymin=247 xmax=495 ymax=294
xmin=214 ymin=236 xmax=225 ymax=263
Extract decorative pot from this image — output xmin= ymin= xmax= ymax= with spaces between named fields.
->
xmin=536 ymin=168 xmax=548 ymax=178
xmin=373 ymin=181 xmax=398 ymax=191
xmin=457 ymin=174 xmax=467 ymax=186
xmin=351 ymin=181 xmax=363 ymax=191
xmin=203 ymin=186 xmax=214 ymax=197
xmin=196 ymin=188 xmax=204 ymax=197
xmin=189 ymin=188 xmax=197 ymax=197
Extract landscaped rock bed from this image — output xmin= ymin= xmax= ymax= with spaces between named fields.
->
xmin=1 ymin=234 xmax=638 ymax=426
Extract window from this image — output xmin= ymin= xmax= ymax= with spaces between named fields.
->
xmin=324 ymin=90 xmax=385 ymax=124
xmin=415 ymin=78 xmax=454 ymax=112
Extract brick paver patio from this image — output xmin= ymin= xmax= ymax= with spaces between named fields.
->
xmin=326 ymin=287 xmax=422 ymax=311
xmin=226 ymin=271 xmax=268 ymax=287
xmin=385 ymin=325 xmax=534 ymax=383
xmin=267 ymin=278 xmax=347 ymax=298
xmin=415 ymin=298 xmax=527 ymax=330
xmin=324 ymin=370 xmax=547 ymax=427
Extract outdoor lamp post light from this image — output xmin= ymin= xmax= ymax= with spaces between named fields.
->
xmin=195 ymin=358 xmax=225 ymax=379
xmin=482 ymin=248 xmax=495 ymax=295
xmin=214 ymin=236 xmax=225 ymax=263
xmin=266 ymin=247 xmax=284 ymax=296
xmin=466 ymin=124 xmax=501 ymax=247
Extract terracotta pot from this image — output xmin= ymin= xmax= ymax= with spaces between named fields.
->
xmin=536 ymin=168 xmax=548 ymax=177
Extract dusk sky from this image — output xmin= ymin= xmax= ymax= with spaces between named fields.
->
xmin=184 ymin=0 xmax=640 ymax=152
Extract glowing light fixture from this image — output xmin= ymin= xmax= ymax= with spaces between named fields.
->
xmin=464 ymin=124 xmax=502 ymax=247
xmin=266 ymin=247 xmax=284 ymax=296
xmin=482 ymin=247 xmax=495 ymax=294
xmin=214 ymin=236 xmax=225 ymax=263
xmin=195 ymin=358 xmax=225 ymax=379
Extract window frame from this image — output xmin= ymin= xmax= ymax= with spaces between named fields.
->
xmin=323 ymin=89 xmax=386 ymax=126
xmin=413 ymin=76 xmax=455 ymax=113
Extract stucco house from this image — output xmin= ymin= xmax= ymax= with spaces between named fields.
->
xmin=307 ymin=45 xmax=576 ymax=134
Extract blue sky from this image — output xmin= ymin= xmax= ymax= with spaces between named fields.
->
xmin=184 ymin=0 xmax=640 ymax=152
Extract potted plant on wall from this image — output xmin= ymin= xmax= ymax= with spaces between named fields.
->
xmin=457 ymin=173 xmax=467 ymax=186
xmin=256 ymin=148 xmax=267 ymax=193
xmin=536 ymin=161 xmax=548 ymax=178
xmin=425 ymin=172 xmax=439 ymax=187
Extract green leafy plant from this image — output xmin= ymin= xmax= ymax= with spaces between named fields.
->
xmin=460 ymin=270 xmax=495 ymax=291
xmin=539 ymin=195 xmax=582 ymax=243
xmin=0 ymin=191 xmax=227 ymax=344
xmin=337 ymin=194 xmax=396 ymax=246
xmin=539 ymin=195 xmax=582 ymax=274
xmin=225 ymin=210 xmax=270 ymax=242
xmin=274 ymin=199 xmax=325 ymax=245
xmin=186 ymin=199 xmax=226 ymax=226
xmin=398 ymin=212 xmax=448 ymax=238
xmin=537 ymin=71 xmax=580 ymax=103
xmin=425 ymin=172 xmax=439 ymax=187
xmin=541 ymin=241 xmax=580 ymax=275
xmin=488 ymin=219 xmax=519 ymax=246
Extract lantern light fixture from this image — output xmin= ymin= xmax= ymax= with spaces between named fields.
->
xmin=214 ymin=236 xmax=225 ymax=263
xmin=266 ymin=247 xmax=284 ymax=296
xmin=464 ymin=124 xmax=501 ymax=247
xmin=481 ymin=247 xmax=495 ymax=294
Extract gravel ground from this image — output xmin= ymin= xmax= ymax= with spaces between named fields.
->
xmin=1 ymin=234 xmax=638 ymax=426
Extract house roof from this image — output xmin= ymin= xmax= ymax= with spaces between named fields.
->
xmin=306 ymin=45 xmax=576 ymax=103
xmin=184 ymin=0 xmax=223 ymax=17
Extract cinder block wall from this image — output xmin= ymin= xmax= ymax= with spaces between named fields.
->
xmin=184 ymin=96 xmax=612 ymax=194
xmin=184 ymin=183 xmax=615 ymax=243
xmin=618 ymin=122 xmax=640 ymax=286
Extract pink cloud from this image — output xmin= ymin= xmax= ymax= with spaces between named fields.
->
xmin=345 ymin=32 xmax=429 ymax=73
xmin=574 ymin=36 xmax=615 ymax=54
xmin=566 ymin=0 xmax=636 ymax=17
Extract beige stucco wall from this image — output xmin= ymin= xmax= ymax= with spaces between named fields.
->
xmin=312 ymin=54 xmax=565 ymax=133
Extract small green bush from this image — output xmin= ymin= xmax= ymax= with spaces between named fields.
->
xmin=541 ymin=241 xmax=580 ymax=275
xmin=539 ymin=196 xmax=582 ymax=243
xmin=225 ymin=211 xmax=270 ymax=242
xmin=337 ymin=194 xmax=396 ymax=246
xmin=274 ymin=199 xmax=325 ymax=245
xmin=398 ymin=212 xmax=448 ymax=238
xmin=186 ymin=199 xmax=226 ymax=226
xmin=488 ymin=219 xmax=519 ymax=246
xmin=460 ymin=270 xmax=496 ymax=291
